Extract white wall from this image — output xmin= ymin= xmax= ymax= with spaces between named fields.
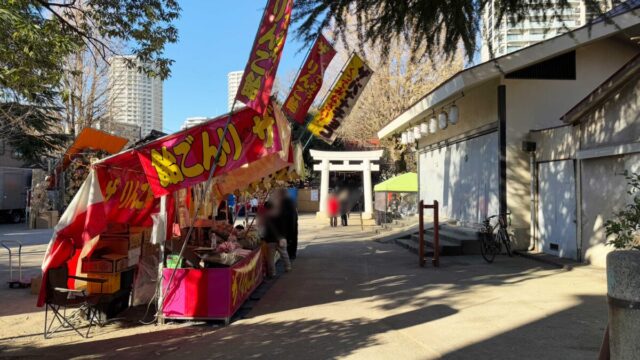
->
xmin=416 ymin=79 xmax=500 ymax=225
xmin=416 ymin=79 xmax=499 ymax=148
xmin=504 ymin=39 xmax=639 ymax=248
xmin=581 ymin=154 xmax=639 ymax=267
xmin=419 ymin=132 xmax=499 ymax=225
xmin=530 ymin=51 xmax=640 ymax=266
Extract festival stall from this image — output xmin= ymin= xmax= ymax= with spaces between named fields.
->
xmin=374 ymin=172 xmax=418 ymax=224
xmin=38 ymin=101 xmax=298 ymax=323
xmin=159 ymin=103 xmax=295 ymax=322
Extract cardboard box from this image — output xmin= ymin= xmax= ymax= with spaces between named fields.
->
xmin=30 ymin=275 xmax=42 ymax=295
xmin=127 ymin=247 xmax=141 ymax=267
xmin=142 ymin=242 xmax=159 ymax=257
xmin=82 ymin=254 xmax=128 ymax=273
xmin=86 ymin=273 xmax=121 ymax=294
xmin=97 ymin=233 xmax=142 ymax=254
xmin=130 ymin=226 xmax=152 ymax=241
xmin=106 ymin=222 xmax=129 ymax=234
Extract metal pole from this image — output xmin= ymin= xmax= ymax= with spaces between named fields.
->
xmin=302 ymin=52 xmax=356 ymax=145
xmin=302 ymin=132 xmax=314 ymax=150
xmin=498 ymin=85 xmax=507 ymax=224
xmin=160 ymin=98 xmax=241 ymax=322
xmin=433 ymin=200 xmax=440 ymax=267
xmin=418 ymin=200 xmax=425 ymax=267
xmin=156 ymin=195 xmax=167 ymax=325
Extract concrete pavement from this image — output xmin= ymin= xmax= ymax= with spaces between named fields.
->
xmin=0 ymin=217 xmax=608 ymax=359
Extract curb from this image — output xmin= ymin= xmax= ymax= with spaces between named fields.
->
xmin=514 ymin=250 xmax=574 ymax=270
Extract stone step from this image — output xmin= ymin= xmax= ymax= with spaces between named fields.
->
xmin=410 ymin=234 xmax=464 ymax=256
xmin=407 ymin=223 xmax=483 ymax=255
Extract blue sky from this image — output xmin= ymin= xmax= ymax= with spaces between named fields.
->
xmin=162 ymin=0 xmax=308 ymax=133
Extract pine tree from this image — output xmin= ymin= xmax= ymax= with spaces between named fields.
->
xmin=293 ymin=0 xmax=612 ymax=61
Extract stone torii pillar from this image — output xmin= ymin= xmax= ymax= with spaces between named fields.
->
xmin=310 ymin=149 xmax=384 ymax=219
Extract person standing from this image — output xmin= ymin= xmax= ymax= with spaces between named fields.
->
xmin=327 ymin=191 xmax=339 ymax=227
xmin=259 ymin=201 xmax=291 ymax=277
xmin=339 ymin=189 xmax=349 ymax=226
xmin=277 ymin=188 xmax=299 ymax=260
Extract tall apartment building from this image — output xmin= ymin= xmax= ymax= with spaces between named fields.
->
xmin=227 ymin=71 xmax=244 ymax=112
xmin=481 ymin=0 xmax=614 ymax=61
xmin=181 ymin=116 xmax=208 ymax=130
xmin=108 ymin=56 xmax=163 ymax=137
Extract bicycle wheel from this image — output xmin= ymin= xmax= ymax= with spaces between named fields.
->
xmin=499 ymin=229 xmax=512 ymax=257
xmin=480 ymin=233 xmax=497 ymax=263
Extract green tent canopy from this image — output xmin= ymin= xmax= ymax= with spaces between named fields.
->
xmin=373 ymin=172 xmax=418 ymax=193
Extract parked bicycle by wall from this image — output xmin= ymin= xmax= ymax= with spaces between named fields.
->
xmin=480 ymin=213 xmax=513 ymax=263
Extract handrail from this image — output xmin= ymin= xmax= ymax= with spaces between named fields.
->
xmin=1 ymin=239 xmax=23 ymax=282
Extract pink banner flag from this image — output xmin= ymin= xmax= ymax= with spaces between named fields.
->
xmin=235 ymin=0 xmax=294 ymax=114
xmin=283 ymin=34 xmax=336 ymax=124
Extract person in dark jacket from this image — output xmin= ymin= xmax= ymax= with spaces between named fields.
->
xmin=277 ymin=188 xmax=299 ymax=260
xmin=259 ymin=200 xmax=291 ymax=277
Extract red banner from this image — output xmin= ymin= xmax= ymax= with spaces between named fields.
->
xmin=137 ymin=103 xmax=284 ymax=197
xmin=283 ymin=34 xmax=336 ymax=124
xmin=235 ymin=0 xmax=293 ymax=114
xmin=94 ymin=152 xmax=160 ymax=227
xmin=230 ymin=248 xmax=264 ymax=310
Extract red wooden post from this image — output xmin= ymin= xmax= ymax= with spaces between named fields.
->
xmin=418 ymin=200 xmax=425 ymax=267
xmin=432 ymin=200 xmax=440 ymax=267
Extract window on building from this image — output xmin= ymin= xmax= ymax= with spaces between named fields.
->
xmin=506 ymin=50 xmax=576 ymax=80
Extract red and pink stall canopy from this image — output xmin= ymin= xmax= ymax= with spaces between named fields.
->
xmin=38 ymin=101 xmax=291 ymax=306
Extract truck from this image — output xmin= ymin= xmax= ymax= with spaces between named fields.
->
xmin=0 ymin=167 xmax=32 ymax=223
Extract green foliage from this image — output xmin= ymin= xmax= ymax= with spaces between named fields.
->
xmin=0 ymin=0 xmax=180 ymax=166
xmin=0 ymin=102 xmax=69 ymax=166
xmin=0 ymin=1 xmax=78 ymax=102
xmin=292 ymin=0 xmax=610 ymax=61
xmin=605 ymin=171 xmax=640 ymax=250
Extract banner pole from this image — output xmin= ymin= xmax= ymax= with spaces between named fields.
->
xmin=285 ymin=36 xmax=315 ymax=101
xmin=302 ymin=132 xmax=314 ymax=151
xmin=159 ymin=98 xmax=240 ymax=322
xmin=158 ymin=0 xmax=281 ymax=320
xmin=302 ymin=51 xmax=356 ymax=145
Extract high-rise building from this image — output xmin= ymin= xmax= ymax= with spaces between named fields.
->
xmin=181 ymin=116 xmax=208 ymax=130
xmin=108 ymin=56 xmax=163 ymax=137
xmin=481 ymin=0 xmax=613 ymax=61
xmin=227 ymin=71 xmax=244 ymax=111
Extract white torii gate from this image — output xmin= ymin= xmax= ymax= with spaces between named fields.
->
xmin=310 ymin=149 xmax=384 ymax=219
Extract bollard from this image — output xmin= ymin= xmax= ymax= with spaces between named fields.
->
xmin=607 ymin=250 xmax=640 ymax=359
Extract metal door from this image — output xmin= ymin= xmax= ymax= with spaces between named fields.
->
xmin=537 ymin=160 xmax=577 ymax=259
xmin=419 ymin=131 xmax=498 ymax=225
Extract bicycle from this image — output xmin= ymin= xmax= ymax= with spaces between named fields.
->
xmin=480 ymin=213 xmax=513 ymax=263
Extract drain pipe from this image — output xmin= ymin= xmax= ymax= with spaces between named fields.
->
xmin=522 ymin=141 xmax=537 ymax=251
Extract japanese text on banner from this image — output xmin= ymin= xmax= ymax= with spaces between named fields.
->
xmin=137 ymin=104 xmax=283 ymax=197
xmin=283 ymin=34 xmax=336 ymax=124
xmin=236 ymin=0 xmax=293 ymax=114
xmin=307 ymin=54 xmax=373 ymax=144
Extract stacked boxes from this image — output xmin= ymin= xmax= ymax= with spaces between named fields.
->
xmin=86 ymin=272 xmax=121 ymax=294
xmin=96 ymin=233 xmax=142 ymax=267
xmin=81 ymin=254 xmax=127 ymax=273
xmin=132 ymin=226 xmax=157 ymax=257
xmin=81 ymin=223 xmax=145 ymax=294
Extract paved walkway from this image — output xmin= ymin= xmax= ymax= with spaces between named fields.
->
xmin=0 ymin=218 xmax=608 ymax=359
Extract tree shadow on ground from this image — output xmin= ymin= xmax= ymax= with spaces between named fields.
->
xmin=441 ymin=294 xmax=606 ymax=360
xmin=2 ymin=304 xmax=457 ymax=359
xmin=0 ymin=231 xmax=602 ymax=359
xmin=254 ymin=236 xmax=572 ymax=316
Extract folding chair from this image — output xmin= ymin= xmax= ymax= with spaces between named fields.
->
xmin=43 ymin=266 xmax=106 ymax=339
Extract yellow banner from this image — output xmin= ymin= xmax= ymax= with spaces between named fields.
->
xmin=307 ymin=54 xmax=373 ymax=144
